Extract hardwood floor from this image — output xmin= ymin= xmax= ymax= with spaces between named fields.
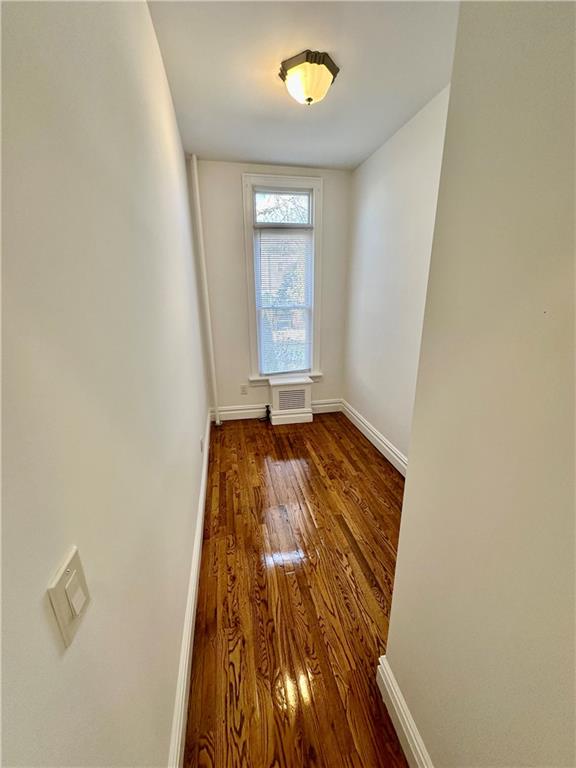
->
xmin=184 ymin=412 xmax=408 ymax=768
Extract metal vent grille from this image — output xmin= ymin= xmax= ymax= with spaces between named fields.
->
xmin=278 ymin=388 xmax=306 ymax=411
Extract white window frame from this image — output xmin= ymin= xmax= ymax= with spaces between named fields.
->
xmin=242 ymin=173 xmax=323 ymax=384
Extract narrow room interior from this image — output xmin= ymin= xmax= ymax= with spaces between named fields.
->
xmin=3 ymin=2 xmax=574 ymax=768
xmin=149 ymin=4 xmax=456 ymax=763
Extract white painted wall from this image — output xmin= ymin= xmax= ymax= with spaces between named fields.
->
xmin=197 ymin=160 xmax=350 ymax=409
xmin=2 ymin=3 xmax=208 ymax=766
xmin=344 ymin=88 xmax=450 ymax=460
xmin=386 ymin=3 xmax=575 ymax=765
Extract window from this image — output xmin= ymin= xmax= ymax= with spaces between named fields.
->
xmin=243 ymin=175 xmax=322 ymax=379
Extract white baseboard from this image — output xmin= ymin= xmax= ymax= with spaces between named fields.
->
xmin=211 ymin=404 xmax=267 ymax=421
xmin=341 ymin=400 xmax=407 ymax=476
xmin=312 ymin=398 xmax=343 ymax=414
xmin=211 ymin=399 xmax=343 ymax=422
xmin=376 ymin=656 xmax=434 ymax=768
xmin=167 ymin=412 xmax=211 ymax=768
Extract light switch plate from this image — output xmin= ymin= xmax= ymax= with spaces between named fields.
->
xmin=47 ymin=547 xmax=90 ymax=647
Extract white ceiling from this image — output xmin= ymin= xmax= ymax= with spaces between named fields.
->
xmin=149 ymin=2 xmax=459 ymax=169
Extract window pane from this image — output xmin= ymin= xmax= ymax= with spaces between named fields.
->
xmin=253 ymin=222 xmax=314 ymax=376
xmin=258 ymin=308 xmax=311 ymax=375
xmin=254 ymin=191 xmax=310 ymax=224
xmin=255 ymin=230 xmax=312 ymax=309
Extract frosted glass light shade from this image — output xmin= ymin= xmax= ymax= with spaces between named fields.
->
xmin=285 ymin=61 xmax=334 ymax=105
xmin=279 ymin=50 xmax=339 ymax=106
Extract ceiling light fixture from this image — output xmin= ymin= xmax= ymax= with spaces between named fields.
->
xmin=279 ymin=50 xmax=339 ymax=106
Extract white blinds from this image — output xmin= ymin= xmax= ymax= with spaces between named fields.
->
xmin=254 ymin=228 xmax=313 ymax=375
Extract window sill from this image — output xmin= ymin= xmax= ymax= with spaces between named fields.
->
xmin=248 ymin=371 xmax=323 ymax=387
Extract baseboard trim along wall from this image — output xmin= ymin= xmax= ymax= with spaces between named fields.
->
xmin=212 ymin=403 xmax=268 ymax=420
xmin=376 ymin=656 xmax=434 ymax=768
xmin=312 ymin=398 xmax=344 ymax=414
xmin=168 ymin=412 xmax=211 ymax=768
xmin=210 ymin=399 xmax=343 ymax=421
xmin=209 ymin=399 xmax=407 ymax=476
xmin=341 ymin=400 xmax=408 ymax=476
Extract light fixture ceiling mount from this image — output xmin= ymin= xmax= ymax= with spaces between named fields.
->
xmin=279 ymin=49 xmax=339 ymax=106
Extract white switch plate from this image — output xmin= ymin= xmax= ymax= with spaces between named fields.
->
xmin=47 ymin=547 xmax=90 ymax=647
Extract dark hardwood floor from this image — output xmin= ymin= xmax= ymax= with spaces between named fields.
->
xmin=184 ymin=412 xmax=408 ymax=768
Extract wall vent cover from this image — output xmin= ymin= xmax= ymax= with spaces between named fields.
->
xmin=279 ymin=388 xmax=306 ymax=411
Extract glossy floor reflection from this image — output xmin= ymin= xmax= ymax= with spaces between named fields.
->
xmin=185 ymin=413 xmax=408 ymax=767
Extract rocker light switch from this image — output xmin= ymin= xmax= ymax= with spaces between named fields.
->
xmin=47 ymin=547 xmax=90 ymax=647
xmin=65 ymin=570 xmax=87 ymax=617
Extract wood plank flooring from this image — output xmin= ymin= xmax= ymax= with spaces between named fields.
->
xmin=184 ymin=412 xmax=408 ymax=768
